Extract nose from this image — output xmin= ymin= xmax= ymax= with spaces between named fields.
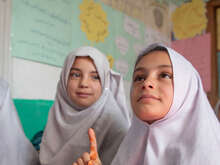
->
xmin=79 ymin=77 xmax=89 ymax=88
xmin=142 ymin=77 xmax=155 ymax=89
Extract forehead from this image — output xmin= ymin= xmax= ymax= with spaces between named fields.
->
xmin=72 ymin=56 xmax=95 ymax=67
xmin=135 ymin=51 xmax=172 ymax=69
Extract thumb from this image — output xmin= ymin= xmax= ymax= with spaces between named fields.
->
xmin=88 ymin=128 xmax=98 ymax=160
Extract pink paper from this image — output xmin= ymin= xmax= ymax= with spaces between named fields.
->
xmin=171 ymin=33 xmax=211 ymax=92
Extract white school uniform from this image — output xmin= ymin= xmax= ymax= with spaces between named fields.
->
xmin=0 ymin=79 xmax=39 ymax=165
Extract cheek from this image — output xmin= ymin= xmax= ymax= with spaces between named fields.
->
xmin=131 ymin=85 xmax=139 ymax=96
xmin=92 ymin=83 xmax=102 ymax=97
xmin=67 ymin=80 xmax=77 ymax=93
xmin=162 ymin=85 xmax=174 ymax=108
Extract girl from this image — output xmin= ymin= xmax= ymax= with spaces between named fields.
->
xmin=111 ymin=43 xmax=220 ymax=164
xmin=39 ymin=46 xmax=131 ymax=165
xmin=0 ymin=79 xmax=39 ymax=165
xmin=75 ymin=43 xmax=220 ymax=165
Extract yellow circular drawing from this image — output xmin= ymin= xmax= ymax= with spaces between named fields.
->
xmin=79 ymin=0 xmax=109 ymax=43
xmin=172 ymin=0 xmax=207 ymax=39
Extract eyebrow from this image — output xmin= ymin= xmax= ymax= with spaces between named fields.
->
xmin=134 ymin=65 xmax=172 ymax=73
xmin=70 ymin=67 xmax=98 ymax=74
xmin=70 ymin=67 xmax=80 ymax=72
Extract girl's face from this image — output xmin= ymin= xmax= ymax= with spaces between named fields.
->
xmin=67 ymin=56 xmax=102 ymax=108
xmin=131 ymin=51 xmax=174 ymax=124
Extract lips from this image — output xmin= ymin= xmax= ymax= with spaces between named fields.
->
xmin=76 ymin=92 xmax=92 ymax=98
xmin=138 ymin=94 xmax=159 ymax=102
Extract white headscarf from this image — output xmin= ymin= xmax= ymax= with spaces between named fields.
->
xmin=39 ymin=46 xmax=131 ymax=165
xmin=0 ymin=79 xmax=39 ymax=165
xmin=111 ymin=43 xmax=220 ymax=165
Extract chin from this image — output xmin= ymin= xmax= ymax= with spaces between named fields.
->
xmin=135 ymin=109 xmax=160 ymax=122
xmin=79 ymin=103 xmax=90 ymax=108
xmin=78 ymin=101 xmax=95 ymax=108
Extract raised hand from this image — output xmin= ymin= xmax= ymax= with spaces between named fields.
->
xmin=72 ymin=128 xmax=102 ymax=165
xmin=88 ymin=128 xmax=101 ymax=165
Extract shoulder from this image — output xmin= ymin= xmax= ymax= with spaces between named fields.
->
xmin=0 ymin=79 xmax=9 ymax=106
xmin=102 ymin=97 xmax=129 ymax=133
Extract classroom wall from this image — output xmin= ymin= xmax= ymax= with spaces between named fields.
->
xmin=12 ymin=58 xmax=61 ymax=99
xmin=12 ymin=57 xmax=132 ymax=100
xmin=1 ymin=0 xmax=214 ymax=140
xmin=10 ymin=0 xmax=172 ymax=100
xmin=11 ymin=58 xmax=61 ymax=139
xmin=0 ymin=0 xmax=11 ymax=83
xmin=4 ymin=0 xmax=172 ymax=139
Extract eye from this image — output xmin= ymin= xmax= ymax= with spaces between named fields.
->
xmin=69 ymin=72 xmax=81 ymax=79
xmin=133 ymin=75 xmax=145 ymax=82
xmin=91 ymin=74 xmax=100 ymax=80
xmin=159 ymin=72 xmax=172 ymax=79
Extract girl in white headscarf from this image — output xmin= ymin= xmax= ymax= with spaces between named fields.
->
xmin=39 ymin=46 xmax=131 ymax=165
xmin=0 ymin=79 xmax=39 ymax=165
xmin=110 ymin=43 xmax=220 ymax=165
xmin=79 ymin=43 xmax=220 ymax=165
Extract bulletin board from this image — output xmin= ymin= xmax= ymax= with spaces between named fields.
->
xmin=11 ymin=0 xmax=170 ymax=81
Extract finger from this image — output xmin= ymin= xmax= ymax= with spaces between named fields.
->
xmin=88 ymin=160 xmax=93 ymax=165
xmin=72 ymin=163 xmax=77 ymax=165
xmin=82 ymin=152 xmax=90 ymax=163
xmin=88 ymin=128 xmax=98 ymax=160
xmin=77 ymin=158 xmax=84 ymax=165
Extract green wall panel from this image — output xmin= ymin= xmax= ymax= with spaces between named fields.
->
xmin=13 ymin=99 xmax=53 ymax=140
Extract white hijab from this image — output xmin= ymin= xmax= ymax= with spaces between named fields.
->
xmin=40 ymin=46 xmax=131 ymax=165
xmin=0 ymin=79 xmax=39 ymax=165
xmin=111 ymin=43 xmax=220 ymax=165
